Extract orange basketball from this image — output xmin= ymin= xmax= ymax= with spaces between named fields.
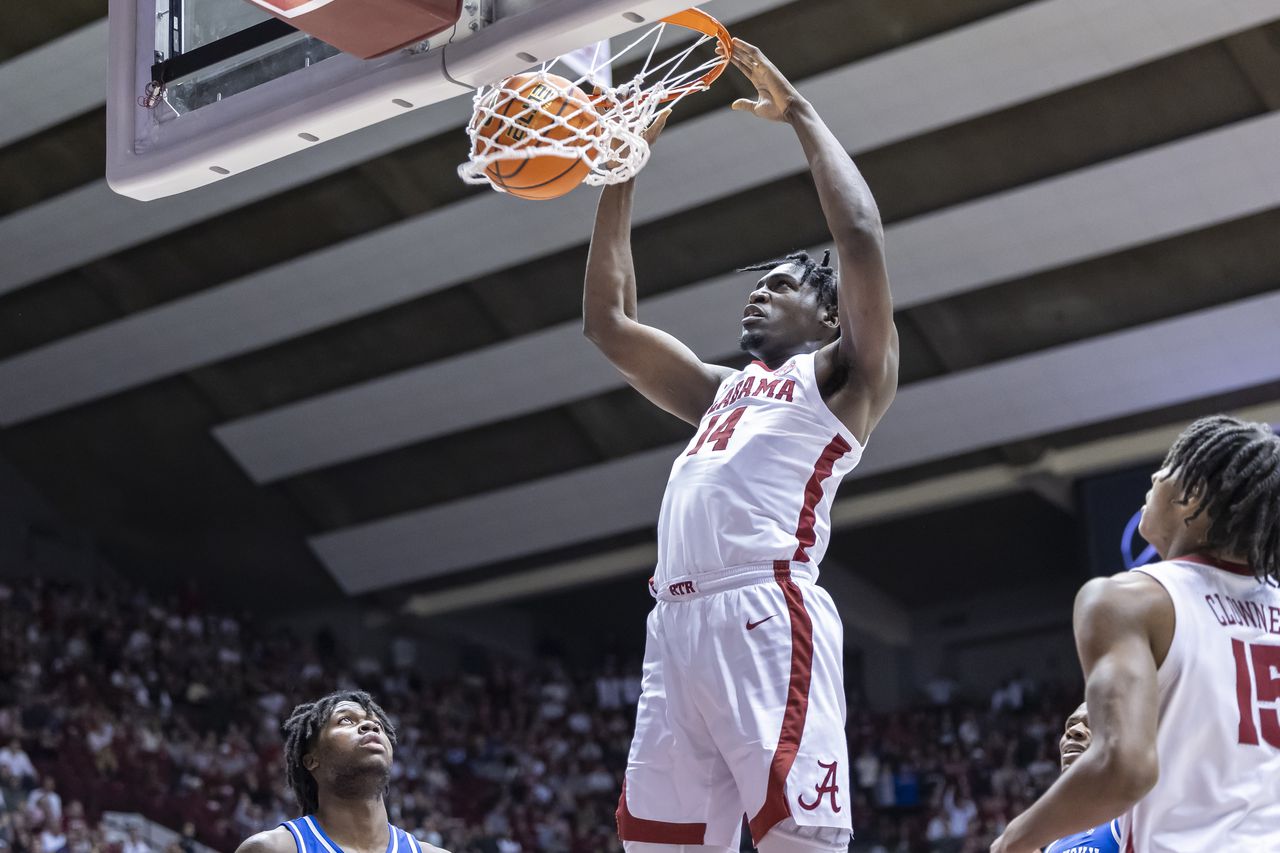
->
xmin=471 ymin=72 xmax=600 ymax=201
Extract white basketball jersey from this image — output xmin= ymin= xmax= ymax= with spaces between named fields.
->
xmin=655 ymin=352 xmax=864 ymax=585
xmin=1120 ymin=555 xmax=1280 ymax=852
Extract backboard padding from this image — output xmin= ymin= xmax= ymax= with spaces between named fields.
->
xmin=107 ymin=0 xmax=705 ymax=200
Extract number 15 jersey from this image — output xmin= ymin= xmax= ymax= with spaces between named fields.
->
xmin=1122 ymin=555 xmax=1280 ymax=852
xmin=655 ymin=352 xmax=864 ymax=587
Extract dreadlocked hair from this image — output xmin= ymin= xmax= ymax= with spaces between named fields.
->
xmin=739 ymin=250 xmax=838 ymax=315
xmin=1162 ymin=415 xmax=1280 ymax=584
xmin=282 ymin=690 xmax=397 ymax=815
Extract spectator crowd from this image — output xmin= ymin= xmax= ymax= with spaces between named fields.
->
xmin=0 ymin=576 xmax=1079 ymax=853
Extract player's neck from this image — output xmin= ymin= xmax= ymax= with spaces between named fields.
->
xmin=752 ymin=342 xmax=814 ymax=370
xmin=1163 ymin=537 xmax=1249 ymax=568
xmin=314 ymin=794 xmax=390 ymax=850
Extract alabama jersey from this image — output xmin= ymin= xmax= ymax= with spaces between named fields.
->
xmin=620 ymin=351 xmax=862 ymax=850
xmin=1120 ymin=555 xmax=1280 ymax=852
xmin=1046 ymin=819 xmax=1120 ymax=853
xmin=655 ymin=352 xmax=863 ymax=585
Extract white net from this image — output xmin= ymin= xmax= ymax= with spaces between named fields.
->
xmin=458 ymin=12 xmax=729 ymax=192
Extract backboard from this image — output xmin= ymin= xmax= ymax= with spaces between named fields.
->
xmin=107 ymin=0 xmax=704 ymax=200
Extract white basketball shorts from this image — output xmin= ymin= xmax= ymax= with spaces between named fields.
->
xmin=616 ymin=561 xmax=851 ymax=849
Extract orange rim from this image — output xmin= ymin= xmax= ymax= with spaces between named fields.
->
xmin=656 ymin=8 xmax=732 ymax=102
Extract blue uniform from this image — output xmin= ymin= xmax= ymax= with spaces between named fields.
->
xmin=281 ymin=817 xmax=423 ymax=853
xmin=1045 ymin=819 xmax=1121 ymax=853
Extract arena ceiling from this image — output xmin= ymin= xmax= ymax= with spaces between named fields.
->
xmin=2 ymin=0 xmax=1279 ymax=612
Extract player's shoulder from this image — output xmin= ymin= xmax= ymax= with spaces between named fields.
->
xmin=1074 ymin=571 xmax=1175 ymax=650
xmin=1078 ymin=569 xmax=1173 ymax=617
xmin=410 ymin=839 xmax=450 ymax=853
xmin=234 ymin=827 xmax=296 ymax=853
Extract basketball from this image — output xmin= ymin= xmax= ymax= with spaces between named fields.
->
xmin=470 ymin=72 xmax=601 ymax=200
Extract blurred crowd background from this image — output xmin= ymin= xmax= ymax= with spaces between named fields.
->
xmin=0 ymin=576 xmax=1079 ymax=853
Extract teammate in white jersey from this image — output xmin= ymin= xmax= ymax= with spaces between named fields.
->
xmin=992 ymin=415 xmax=1280 ymax=853
xmin=583 ymin=40 xmax=898 ymax=853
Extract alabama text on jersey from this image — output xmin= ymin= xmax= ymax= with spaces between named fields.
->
xmin=655 ymin=352 xmax=863 ymax=585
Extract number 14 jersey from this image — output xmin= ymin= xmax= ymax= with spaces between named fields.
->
xmin=655 ymin=352 xmax=864 ymax=587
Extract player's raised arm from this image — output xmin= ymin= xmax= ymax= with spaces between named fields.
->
xmin=990 ymin=574 xmax=1168 ymax=853
xmin=729 ymin=39 xmax=899 ymax=441
xmin=582 ymin=111 xmax=733 ymax=426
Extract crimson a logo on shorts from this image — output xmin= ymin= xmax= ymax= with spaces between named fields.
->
xmin=797 ymin=759 xmax=841 ymax=813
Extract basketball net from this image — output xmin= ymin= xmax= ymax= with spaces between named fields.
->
xmin=560 ymin=39 xmax=614 ymax=90
xmin=458 ymin=10 xmax=730 ymax=190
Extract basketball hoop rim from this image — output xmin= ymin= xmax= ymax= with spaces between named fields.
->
xmin=458 ymin=7 xmax=733 ymax=194
xmin=655 ymin=8 xmax=732 ymax=102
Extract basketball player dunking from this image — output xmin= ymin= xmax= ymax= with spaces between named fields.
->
xmin=584 ymin=40 xmax=898 ymax=853
xmin=234 ymin=691 xmax=450 ymax=853
xmin=992 ymin=416 xmax=1280 ymax=853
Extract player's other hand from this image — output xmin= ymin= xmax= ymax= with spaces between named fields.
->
xmin=602 ymin=107 xmax=669 ymax=176
xmin=726 ymin=38 xmax=803 ymax=122
xmin=642 ymin=108 xmax=672 ymax=146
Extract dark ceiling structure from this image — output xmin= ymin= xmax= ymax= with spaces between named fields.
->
xmin=1 ymin=0 xmax=1278 ymax=616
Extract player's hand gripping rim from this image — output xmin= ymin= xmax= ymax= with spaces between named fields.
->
xmin=724 ymin=38 xmax=804 ymax=123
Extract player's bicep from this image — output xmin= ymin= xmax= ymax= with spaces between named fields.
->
xmin=1074 ymin=578 xmax=1161 ymax=779
xmin=833 ymin=233 xmax=898 ymax=388
xmin=586 ymin=316 xmax=730 ymax=425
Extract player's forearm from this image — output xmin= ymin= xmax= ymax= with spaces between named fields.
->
xmin=584 ymin=181 xmax=639 ymax=338
xmin=785 ymin=97 xmax=882 ymax=243
xmin=1000 ymin=749 xmax=1153 ymax=850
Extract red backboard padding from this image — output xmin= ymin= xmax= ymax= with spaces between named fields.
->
xmin=244 ymin=0 xmax=463 ymax=59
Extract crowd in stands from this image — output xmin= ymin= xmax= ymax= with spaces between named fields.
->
xmin=0 ymin=576 xmax=1079 ymax=853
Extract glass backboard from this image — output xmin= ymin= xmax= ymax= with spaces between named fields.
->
xmin=107 ymin=0 xmax=703 ymax=200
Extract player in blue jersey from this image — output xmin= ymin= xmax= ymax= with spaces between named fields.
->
xmin=1040 ymin=703 xmax=1119 ymax=853
xmin=234 ymin=691 xmax=450 ymax=853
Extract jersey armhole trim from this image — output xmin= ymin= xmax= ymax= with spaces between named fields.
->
xmin=281 ymin=821 xmax=306 ymax=853
xmin=1131 ymin=566 xmax=1183 ymax=681
xmin=799 ymin=352 xmax=866 ymax=453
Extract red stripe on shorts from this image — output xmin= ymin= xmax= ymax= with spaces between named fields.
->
xmin=791 ymin=435 xmax=852 ymax=562
xmin=615 ymin=780 xmax=707 ymax=845
xmin=748 ymin=561 xmax=815 ymax=844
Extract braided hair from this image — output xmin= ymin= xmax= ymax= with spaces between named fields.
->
xmin=282 ymin=690 xmax=397 ymax=815
xmin=1162 ymin=415 xmax=1280 ymax=583
xmin=739 ymin=250 xmax=839 ymax=316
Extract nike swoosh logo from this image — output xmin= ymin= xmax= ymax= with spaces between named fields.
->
xmin=746 ymin=614 xmax=779 ymax=631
